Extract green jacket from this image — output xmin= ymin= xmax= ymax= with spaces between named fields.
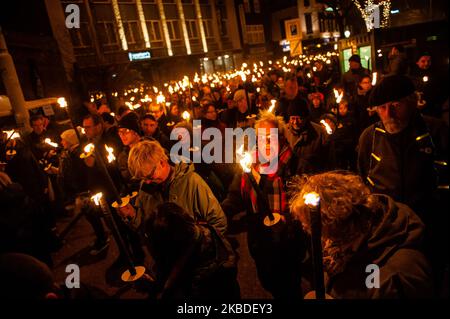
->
xmin=129 ymin=162 xmax=227 ymax=235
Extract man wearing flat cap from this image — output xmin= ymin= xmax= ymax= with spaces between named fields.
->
xmin=357 ymin=75 xmax=448 ymax=294
xmin=358 ymin=75 xmax=448 ymax=215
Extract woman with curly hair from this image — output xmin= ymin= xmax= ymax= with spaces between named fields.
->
xmin=289 ymin=171 xmax=433 ymax=298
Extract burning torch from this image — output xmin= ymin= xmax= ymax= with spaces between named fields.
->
xmin=320 ymin=120 xmax=333 ymax=135
xmin=304 ymin=192 xmax=325 ymax=299
xmin=268 ymin=99 xmax=277 ymax=113
xmin=3 ymin=129 xmax=21 ymax=158
xmin=81 ymin=142 xmax=143 ymax=281
xmin=238 ymin=146 xmax=281 ymax=227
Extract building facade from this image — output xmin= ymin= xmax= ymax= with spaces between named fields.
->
xmin=52 ymin=0 xmax=242 ymax=91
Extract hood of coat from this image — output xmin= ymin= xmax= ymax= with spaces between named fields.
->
xmin=324 ymin=194 xmax=425 ymax=277
xmin=366 ymin=194 xmax=424 ymax=265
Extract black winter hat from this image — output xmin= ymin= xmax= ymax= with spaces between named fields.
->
xmin=368 ymin=75 xmax=415 ymax=107
xmin=348 ymin=54 xmax=361 ymax=64
xmin=118 ymin=112 xmax=141 ymax=135
xmin=287 ymin=98 xmax=310 ymax=118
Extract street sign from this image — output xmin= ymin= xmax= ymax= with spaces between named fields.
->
xmin=128 ymin=51 xmax=151 ymax=62
xmin=285 ymin=18 xmax=302 ymax=57
xmin=290 ymin=38 xmax=302 ymax=57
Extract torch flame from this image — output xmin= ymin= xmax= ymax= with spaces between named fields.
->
xmin=84 ymin=143 xmax=95 ymax=154
xmin=320 ymin=120 xmax=333 ymax=135
xmin=105 ymin=144 xmax=116 ymax=163
xmin=4 ymin=130 xmax=20 ymax=140
xmin=240 ymin=152 xmax=253 ymax=173
xmin=303 ymin=192 xmax=320 ymax=207
xmin=156 ymin=93 xmax=166 ymax=104
xmin=91 ymin=192 xmax=103 ymax=206
xmin=182 ymin=111 xmax=191 ymax=121
xmin=333 ymin=88 xmax=343 ymax=104
xmin=269 ymin=100 xmax=276 ymax=113
xmin=57 ymin=97 xmax=67 ymax=108
xmin=44 ymin=138 xmax=58 ymax=148
xmin=372 ymin=72 xmax=377 ymax=86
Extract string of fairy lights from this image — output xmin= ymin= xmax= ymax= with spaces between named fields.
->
xmin=352 ymin=0 xmax=391 ymax=30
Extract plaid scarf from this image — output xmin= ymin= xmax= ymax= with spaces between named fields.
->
xmin=240 ymin=143 xmax=292 ymax=215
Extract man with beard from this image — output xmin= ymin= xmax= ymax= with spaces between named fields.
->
xmin=357 ymin=75 xmax=448 ymax=219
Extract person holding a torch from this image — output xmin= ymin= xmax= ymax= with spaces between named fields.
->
xmin=58 ymin=129 xmax=110 ymax=256
xmin=81 ymin=114 xmax=145 ymax=264
xmin=221 ymin=111 xmax=305 ymax=299
xmin=357 ymin=75 xmax=449 ymax=293
xmin=289 ymin=171 xmax=433 ymax=299
xmin=118 ymin=140 xmax=227 ymax=236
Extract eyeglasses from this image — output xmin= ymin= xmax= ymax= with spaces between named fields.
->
xmin=142 ymin=164 xmax=158 ymax=182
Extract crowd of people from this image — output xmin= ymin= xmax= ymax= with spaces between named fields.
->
xmin=0 ymin=48 xmax=448 ymax=299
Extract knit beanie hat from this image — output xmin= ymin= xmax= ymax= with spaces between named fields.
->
xmin=118 ymin=112 xmax=141 ymax=135
xmin=287 ymin=98 xmax=310 ymax=118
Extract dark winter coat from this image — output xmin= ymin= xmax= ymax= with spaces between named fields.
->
xmin=357 ymin=113 xmax=448 ymax=220
xmin=325 ymin=195 xmax=433 ymax=299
